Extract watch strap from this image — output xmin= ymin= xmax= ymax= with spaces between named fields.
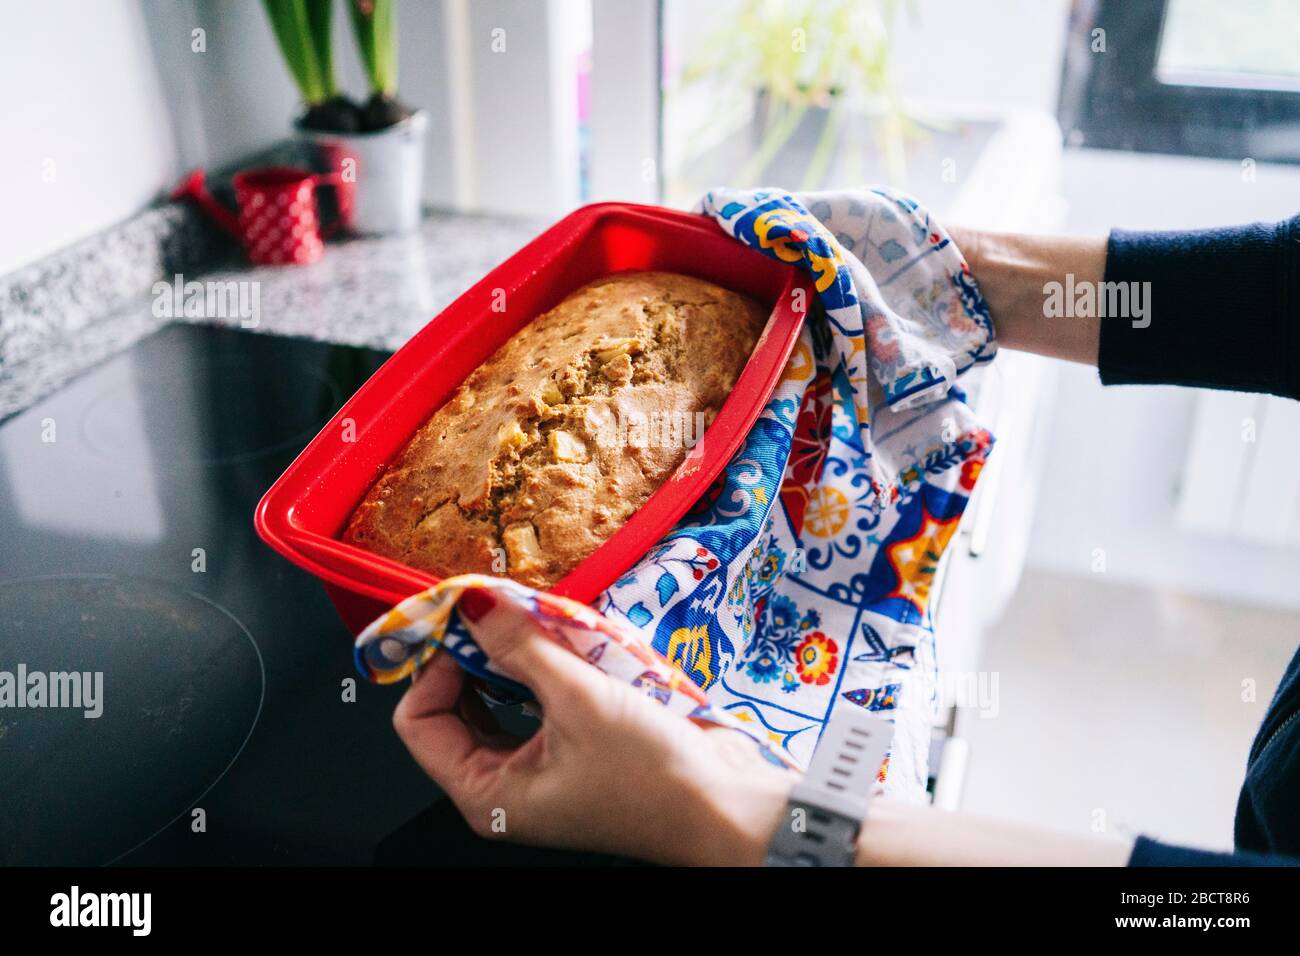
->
xmin=765 ymin=709 xmax=892 ymax=866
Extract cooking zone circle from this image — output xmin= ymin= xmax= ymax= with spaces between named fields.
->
xmin=78 ymin=354 xmax=342 ymax=467
xmin=0 ymin=574 xmax=265 ymax=865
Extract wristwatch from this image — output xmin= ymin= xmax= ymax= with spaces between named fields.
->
xmin=764 ymin=709 xmax=892 ymax=867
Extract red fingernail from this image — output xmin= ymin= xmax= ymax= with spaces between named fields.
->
xmin=458 ymin=588 xmax=495 ymax=622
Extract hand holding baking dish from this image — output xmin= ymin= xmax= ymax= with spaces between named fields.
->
xmin=259 ymin=187 xmax=996 ymax=797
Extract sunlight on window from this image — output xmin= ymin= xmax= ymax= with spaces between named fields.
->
xmin=1158 ymin=0 xmax=1300 ymax=87
xmin=661 ymin=0 xmax=907 ymax=206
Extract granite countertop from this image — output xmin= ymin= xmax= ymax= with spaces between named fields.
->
xmin=0 ymin=203 xmax=544 ymax=420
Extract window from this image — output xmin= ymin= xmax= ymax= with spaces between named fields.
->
xmin=1058 ymin=0 xmax=1300 ymax=163
xmin=1158 ymin=0 xmax=1300 ymax=89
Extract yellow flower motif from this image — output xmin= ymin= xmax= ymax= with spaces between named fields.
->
xmin=885 ymin=506 xmax=961 ymax=613
xmin=803 ymin=485 xmax=850 ymax=538
xmin=780 ymin=339 xmax=815 ymax=384
xmin=753 ymin=209 xmax=846 ymax=293
xmin=753 ymin=208 xmax=807 ymax=264
xmin=794 ymin=631 xmax=839 ymax=686
xmin=664 ymin=624 xmax=715 ymax=687
xmin=377 ymin=608 xmax=413 ymax=634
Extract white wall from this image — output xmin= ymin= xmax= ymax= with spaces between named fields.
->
xmin=141 ymin=0 xmax=461 ymax=209
xmin=1027 ymin=149 xmax=1300 ymax=610
xmin=891 ymin=0 xmax=1071 ymax=118
xmin=0 ymin=0 xmax=178 ymax=275
xmin=450 ymin=0 xmax=585 ymax=216
xmin=141 ymin=0 xmax=301 ymax=173
xmin=0 ymin=0 xmax=465 ymax=279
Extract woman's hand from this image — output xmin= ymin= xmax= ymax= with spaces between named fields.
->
xmin=392 ymin=593 xmax=795 ymax=866
xmin=392 ymin=591 xmax=1134 ymax=867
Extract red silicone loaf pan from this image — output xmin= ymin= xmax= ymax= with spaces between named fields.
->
xmin=254 ymin=201 xmax=814 ymax=634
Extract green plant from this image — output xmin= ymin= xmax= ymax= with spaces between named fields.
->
xmin=346 ymin=0 xmax=407 ymax=128
xmin=673 ymin=0 xmax=917 ymax=189
xmin=262 ymin=0 xmax=336 ymax=107
xmin=262 ymin=0 xmax=407 ymax=132
xmin=347 ymin=0 xmax=397 ymax=98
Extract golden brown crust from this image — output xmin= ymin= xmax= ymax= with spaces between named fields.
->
xmin=342 ymin=271 xmax=768 ymax=588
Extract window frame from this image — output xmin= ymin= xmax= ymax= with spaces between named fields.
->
xmin=1057 ymin=0 xmax=1300 ymax=164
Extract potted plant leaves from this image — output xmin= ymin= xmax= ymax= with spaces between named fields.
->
xmin=669 ymin=0 xmax=914 ymax=196
xmin=263 ymin=0 xmax=428 ymax=234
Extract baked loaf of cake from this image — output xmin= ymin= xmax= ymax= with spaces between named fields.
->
xmin=342 ymin=271 xmax=768 ymax=589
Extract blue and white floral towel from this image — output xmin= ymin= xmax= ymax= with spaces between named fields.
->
xmin=357 ymin=186 xmax=996 ymax=801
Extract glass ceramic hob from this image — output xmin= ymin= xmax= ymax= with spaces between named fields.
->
xmin=0 ymin=324 xmax=442 ymax=865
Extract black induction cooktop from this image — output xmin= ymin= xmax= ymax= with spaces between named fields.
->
xmin=0 ymin=323 xmax=442 ymax=865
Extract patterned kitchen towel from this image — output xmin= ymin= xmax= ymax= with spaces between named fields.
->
xmin=356 ymin=573 xmax=799 ymax=769
xmin=355 ymin=186 xmax=996 ymax=800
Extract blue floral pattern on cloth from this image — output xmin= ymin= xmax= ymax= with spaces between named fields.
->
xmin=588 ymin=187 xmax=996 ymax=797
xmin=355 ymin=187 xmax=997 ymax=801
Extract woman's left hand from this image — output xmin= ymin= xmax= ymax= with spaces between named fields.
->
xmin=392 ymin=593 xmax=795 ymax=866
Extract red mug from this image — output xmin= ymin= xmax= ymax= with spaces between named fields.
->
xmin=173 ymin=167 xmax=340 ymax=266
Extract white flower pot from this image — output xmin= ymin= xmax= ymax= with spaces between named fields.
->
xmin=297 ymin=110 xmax=429 ymax=236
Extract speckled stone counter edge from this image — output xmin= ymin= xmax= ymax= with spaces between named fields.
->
xmin=0 ymin=195 xmax=545 ymax=422
xmin=0 ymin=202 xmax=233 ymax=370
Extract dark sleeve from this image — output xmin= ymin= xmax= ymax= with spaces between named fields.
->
xmin=1129 ymin=835 xmax=1299 ymax=867
xmin=1098 ymin=214 xmax=1300 ymax=400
